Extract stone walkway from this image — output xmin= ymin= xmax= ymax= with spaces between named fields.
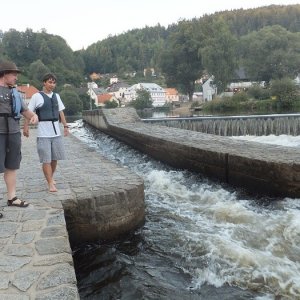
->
xmin=0 ymin=125 xmax=145 ymax=299
xmin=0 ymin=129 xmax=80 ymax=299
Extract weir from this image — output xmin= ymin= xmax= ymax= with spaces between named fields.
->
xmin=142 ymin=113 xmax=300 ymax=136
xmin=83 ymin=108 xmax=300 ymax=198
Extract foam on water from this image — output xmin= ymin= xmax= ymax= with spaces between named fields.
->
xmin=232 ymin=134 xmax=300 ymax=147
xmin=71 ymin=122 xmax=300 ymax=299
xmin=144 ymin=168 xmax=300 ymax=297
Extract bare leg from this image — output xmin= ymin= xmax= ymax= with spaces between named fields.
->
xmin=43 ymin=162 xmax=57 ymax=192
xmin=4 ymin=169 xmax=28 ymax=205
xmin=4 ymin=169 xmax=16 ymax=200
xmin=51 ymin=160 xmax=57 ymax=185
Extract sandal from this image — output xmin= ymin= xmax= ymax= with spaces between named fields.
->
xmin=7 ymin=196 xmax=29 ymax=208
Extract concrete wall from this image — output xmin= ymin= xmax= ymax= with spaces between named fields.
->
xmin=83 ymin=108 xmax=300 ymax=198
xmin=61 ymin=134 xmax=145 ymax=245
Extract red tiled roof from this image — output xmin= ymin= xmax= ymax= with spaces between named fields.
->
xmin=165 ymin=88 xmax=178 ymax=96
xmin=17 ymin=85 xmax=39 ymax=99
xmin=96 ymin=93 xmax=112 ymax=104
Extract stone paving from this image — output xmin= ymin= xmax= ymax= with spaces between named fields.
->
xmin=0 ymin=129 xmax=80 ymax=299
xmin=0 ymin=125 xmax=145 ymax=299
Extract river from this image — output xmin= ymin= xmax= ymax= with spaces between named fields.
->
xmin=69 ymin=120 xmax=300 ymax=300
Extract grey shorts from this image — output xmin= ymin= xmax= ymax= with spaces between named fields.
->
xmin=0 ymin=133 xmax=22 ymax=173
xmin=37 ymin=136 xmax=66 ymax=164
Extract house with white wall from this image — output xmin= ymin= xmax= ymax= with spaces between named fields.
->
xmin=107 ymin=81 xmax=130 ymax=100
xmin=202 ymin=76 xmax=217 ymax=101
xmin=110 ymin=75 xmax=118 ymax=85
xmin=124 ymin=83 xmax=166 ymax=107
xmin=90 ymin=88 xmax=106 ymax=103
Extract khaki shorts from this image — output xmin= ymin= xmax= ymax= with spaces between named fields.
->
xmin=0 ymin=133 xmax=22 ymax=173
xmin=37 ymin=136 xmax=66 ymax=163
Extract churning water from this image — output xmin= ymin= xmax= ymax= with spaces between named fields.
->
xmin=70 ymin=121 xmax=300 ymax=300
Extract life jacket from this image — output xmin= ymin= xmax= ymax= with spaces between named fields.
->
xmin=36 ymin=91 xmax=60 ymax=135
xmin=0 ymin=87 xmax=22 ymax=119
xmin=36 ymin=92 xmax=59 ymax=122
xmin=0 ymin=87 xmax=22 ymax=152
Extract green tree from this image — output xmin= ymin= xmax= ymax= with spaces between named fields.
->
xmin=160 ymin=21 xmax=203 ymax=101
xmin=28 ymin=59 xmax=50 ymax=88
xmin=270 ymin=77 xmax=298 ymax=108
xmin=200 ymin=18 xmax=237 ymax=92
xmin=60 ymin=89 xmax=83 ymax=115
xmin=80 ymin=93 xmax=93 ymax=111
xmin=130 ymin=89 xmax=153 ymax=109
xmin=239 ymin=25 xmax=300 ymax=82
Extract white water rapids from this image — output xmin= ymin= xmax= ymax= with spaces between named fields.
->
xmin=71 ymin=122 xmax=300 ymax=300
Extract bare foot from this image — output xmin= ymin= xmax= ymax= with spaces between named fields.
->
xmin=49 ymin=183 xmax=58 ymax=192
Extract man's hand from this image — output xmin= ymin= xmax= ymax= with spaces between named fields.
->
xmin=29 ymin=113 xmax=38 ymax=124
xmin=23 ymin=127 xmax=29 ymax=137
xmin=63 ymin=126 xmax=69 ymax=137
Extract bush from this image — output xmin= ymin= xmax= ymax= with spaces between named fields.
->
xmin=231 ymin=91 xmax=248 ymax=102
xmin=105 ymin=100 xmax=119 ymax=108
xmin=270 ymin=78 xmax=298 ymax=108
xmin=191 ymin=101 xmax=201 ymax=108
xmin=247 ymin=85 xmax=270 ymax=100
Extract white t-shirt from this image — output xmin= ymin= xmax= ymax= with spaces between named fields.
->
xmin=29 ymin=92 xmax=65 ymax=137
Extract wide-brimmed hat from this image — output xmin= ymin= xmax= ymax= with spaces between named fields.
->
xmin=0 ymin=61 xmax=21 ymax=74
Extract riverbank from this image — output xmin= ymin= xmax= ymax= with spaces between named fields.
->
xmin=171 ymin=102 xmax=192 ymax=116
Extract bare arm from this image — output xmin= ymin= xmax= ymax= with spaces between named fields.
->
xmin=23 ymin=118 xmax=30 ymax=137
xmin=59 ymin=110 xmax=69 ymax=136
xmin=22 ymin=110 xmax=38 ymax=137
xmin=22 ymin=109 xmax=38 ymax=124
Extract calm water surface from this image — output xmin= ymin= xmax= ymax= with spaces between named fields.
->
xmin=70 ymin=121 xmax=300 ymax=300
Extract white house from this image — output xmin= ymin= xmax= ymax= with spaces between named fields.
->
xmin=124 ymin=83 xmax=166 ymax=107
xmin=87 ymin=82 xmax=107 ymax=106
xmin=110 ymin=76 xmax=118 ymax=85
xmin=202 ymin=76 xmax=217 ymax=101
xmin=107 ymin=81 xmax=130 ymax=100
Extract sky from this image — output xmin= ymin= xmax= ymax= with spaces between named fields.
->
xmin=1 ymin=0 xmax=299 ymax=51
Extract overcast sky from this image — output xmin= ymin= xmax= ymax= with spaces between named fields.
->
xmin=1 ymin=0 xmax=299 ymax=51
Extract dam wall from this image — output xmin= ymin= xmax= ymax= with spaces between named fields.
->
xmin=142 ymin=113 xmax=300 ymax=136
xmin=82 ymin=108 xmax=300 ymax=198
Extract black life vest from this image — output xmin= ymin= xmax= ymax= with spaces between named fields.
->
xmin=36 ymin=92 xmax=59 ymax=122
xmin=36 ymin=91 xmax=60 ymax=135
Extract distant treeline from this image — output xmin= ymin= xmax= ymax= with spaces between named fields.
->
xmin=1 ymin=4 xmax=300 ymax=99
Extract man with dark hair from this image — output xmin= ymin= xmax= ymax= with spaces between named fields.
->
xmin=0 ymin=61 xmax=38 ymax=216
xmin=42 ymin=73 xmax=57 ymax=83
xmin=23 ymin=73 xmax=69 ymax=192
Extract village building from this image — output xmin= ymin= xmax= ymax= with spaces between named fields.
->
xmin=165 ymin=88 xmax=179 ymax=104
xmin=202 ymin=76 xmax=217 ymax=101
xmin=124 ymin=83 xmax=166 ymax=107
xmin=17 ymin=84 xmax=39 ymax=105
xmin=95 ymin=93 xmax=119 ymax=107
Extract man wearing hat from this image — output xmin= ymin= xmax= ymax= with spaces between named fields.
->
xmin=0 ymin=60 xmax=38 ymax=218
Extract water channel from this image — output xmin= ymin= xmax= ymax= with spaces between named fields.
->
xmin=69 ymin=120 xmax=300 ymax=300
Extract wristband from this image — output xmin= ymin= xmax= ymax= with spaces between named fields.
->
xmin=64 ymin=126 xmax=69 ymax=128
